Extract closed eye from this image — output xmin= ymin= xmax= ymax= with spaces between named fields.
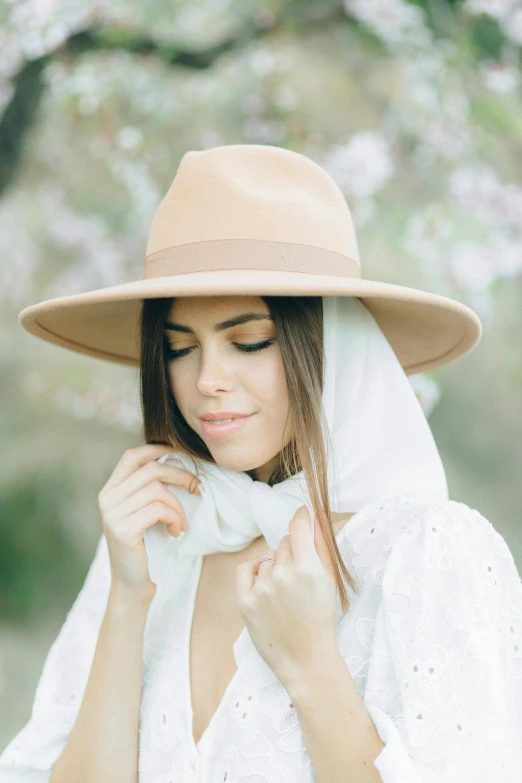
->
xmin=164 ymin=339 xmax=275 ymax=361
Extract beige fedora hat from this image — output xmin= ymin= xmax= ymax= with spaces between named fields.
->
xmin=18 ymin=143 xmax=482 ymax=375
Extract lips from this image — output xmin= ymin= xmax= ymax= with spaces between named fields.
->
xmin=199 ymin=412 xmax=252 ymax=421
xmin=199 ymin=413 xmax=254 ymax=438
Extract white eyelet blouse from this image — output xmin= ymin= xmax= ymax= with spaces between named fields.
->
xmin=1 ymin=493 xmax=521 ymax=782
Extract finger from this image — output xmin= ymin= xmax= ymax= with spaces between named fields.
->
xmin=154 ymin=464 xmax=202 ymax=496
xmin=103 ymin=444 xmax=175 ymax=491
xmin=288 ymin=505 xmax=317 ymax=565
xmin=106 ymin=480 xmax=188 ymax=528
xmin=117 ymin=501 xmax=185 ymax=542
xmin=105 ymin=461 xmax=201 ymax=510
xmin=254 ymin=549 xmax=278 ymax=582
xmin=236 ymin=559 xmax=258 ymax=600
xmin=274 ymin=535 xmax=293 ymax=567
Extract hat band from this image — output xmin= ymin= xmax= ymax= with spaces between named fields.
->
xmin=143 ymin=238 xmax=362 ymax=280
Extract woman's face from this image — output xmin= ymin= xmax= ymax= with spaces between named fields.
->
xmin=164 ymin=295 xmax=293 ymax=482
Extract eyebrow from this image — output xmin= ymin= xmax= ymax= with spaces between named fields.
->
xmin=164 ymin=312 xmax=273 ymax=334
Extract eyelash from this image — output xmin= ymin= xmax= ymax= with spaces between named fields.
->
xmin=164 ymin=340 xmax=274 ymax=361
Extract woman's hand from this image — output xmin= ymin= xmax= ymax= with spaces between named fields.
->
xmin=235 ymin=504 xmax=339 ymax=687
xmin=97 ymin=444 xmax=201 ymax=599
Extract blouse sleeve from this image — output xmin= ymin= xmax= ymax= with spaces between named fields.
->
xmin=367 ymin=499 xmax=522 ymax=783
xmin=0 ymin=533 xmax=111 ymax=783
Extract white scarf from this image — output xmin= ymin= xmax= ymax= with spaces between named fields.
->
xmin=143 ymin=296 xmax=448 ymax=686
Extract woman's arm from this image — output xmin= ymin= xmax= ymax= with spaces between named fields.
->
xmin=49 ymin=582 xmax=155 ymax=783
xmin=285 ymin=649 xmax=385 ymax=783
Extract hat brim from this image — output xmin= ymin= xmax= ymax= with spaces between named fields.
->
xmin=18 ymin=269 xmax=482 ymax=376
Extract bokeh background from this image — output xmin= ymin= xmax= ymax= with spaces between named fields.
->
xmin=1 ymin=0 xmax=521 ymax=748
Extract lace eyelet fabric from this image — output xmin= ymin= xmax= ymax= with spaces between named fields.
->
xmin=1 ymin=493 xmax=521 ymax=782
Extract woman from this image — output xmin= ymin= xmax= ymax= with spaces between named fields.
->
xmin=1 ymin=144 xmax=521 ymax=783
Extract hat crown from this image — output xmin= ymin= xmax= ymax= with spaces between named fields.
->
xmin=17 ymin=143 xmax=482 ymax=376
xmin=144 ymin=144 xmax=361 ymax=274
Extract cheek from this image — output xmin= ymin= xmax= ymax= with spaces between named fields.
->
xmin=250 ymin=353 xmax=289 ymax=413
xmin=167 ymin=365 xmax=186 ymax=409
xmin=166 ymin=352 xmax=290 ymax=417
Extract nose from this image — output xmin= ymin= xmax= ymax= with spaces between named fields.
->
xmin=195 ymin=345 xmax=235 ymax=395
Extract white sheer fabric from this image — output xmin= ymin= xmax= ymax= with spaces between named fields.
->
xmin=1 ymin=492 xmax=521 ymax=782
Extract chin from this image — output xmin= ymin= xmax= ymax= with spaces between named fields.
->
xmin=205 ymin=446 xmax=267 ymax=474
xmin=211 ymin=455 xmax=261 ymax=473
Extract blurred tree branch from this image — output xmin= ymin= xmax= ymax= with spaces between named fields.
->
xmin=0 ymin=0 xmax=346 ymax=198
xmin=0 ymin=58 xmax=49 ymax=200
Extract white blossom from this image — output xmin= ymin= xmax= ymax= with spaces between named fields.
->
xmin=480 ymin=60 xmax=521 ymax=93
xmin=449 ymin=166 xmax=522 ymax=228
xmin=106 ymin=151 xmax=162 ymax=229
xmin=22 ymin=372 xmax=142 ymax=431
xmin=243 ymin=93 xmax=266 ymax=115
xmin=449 ymin=166 xmax=499 ymax=210
xmin=243 ymin=117 xmax=287 ymax=144
xmin=0 ymin=196 xmax=42 ymax=304
xmin=248 ymin=48 xmax=279 ymax=77
xmin=464 ymin=0 xmax=520 ymax=20
xmin=449 ymin=241 xmax=498 ymax=291
xmin=402 ymin=204 xmax=454 ymax=267
xmin=343 ymin=0 xmax=430 ymax=47
xmin=447 ymin=230 xmax=522 ymax=293
xmin=485 ymin=231 xmax=522 ymax=278
xmin=321 ymin=131 xmax=395 ymax=199
xmin=30 ymin=183 xmax=131 ymax=295
xmin=382 ymin=43 xmax=472 ymax=166
xmin=351 ymin=198 xmax=376 ymax=227
xmin=500 ymin=7 xmax=522 ymax=44
xmin=199 ymin=128 xmax=225 ymax=148
xmin=421 ymin=115 xmax=470 ymax=160
xmin=1 ymin=0 xmax=98 ymax=80
xmin=273 ymin=85 xmax=298 ymax=111
xmin=175 ymin=5 xmax=212 ymax=35
xmin=0 ymin=33 xmax=25 ymax=81
xmin=463 ymin=287 xmax=495 ymax=327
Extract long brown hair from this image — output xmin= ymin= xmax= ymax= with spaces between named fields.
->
xmin=138 ymin=295 xmax=360 ymax=613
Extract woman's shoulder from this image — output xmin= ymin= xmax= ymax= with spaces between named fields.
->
xmin=383 ymin=494 xmax=510 ymax=562
xmin=335 ymin=491 xmax=440 ymax=549
xmin=336 ymin=492 xmax=514 ymax=580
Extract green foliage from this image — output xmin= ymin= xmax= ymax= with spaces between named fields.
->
xmin=0 ymin=466 xmax=88 ymax=623
xmin=469 ymin=13 xmax=506 ymax=59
